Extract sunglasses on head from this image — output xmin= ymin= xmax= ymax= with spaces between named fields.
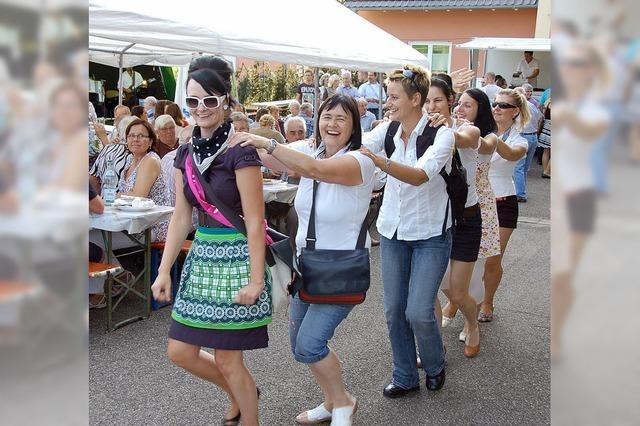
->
xmin=492 ymin=102 xmax=517 ymax=110
xmin=185 ymin=94 xmax=227 ymax=110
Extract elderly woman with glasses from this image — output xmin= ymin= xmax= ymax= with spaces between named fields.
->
xmin=154 ymin=114 xmax=180 ymax=159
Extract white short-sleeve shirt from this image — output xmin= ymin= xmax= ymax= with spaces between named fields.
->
xmin=363 ymin=115 xmax=455 ymax=241
xmin=517 ymin=58 xmax=540 ymax=87
xmin=290 ymin=142 xmax=376 ymax=255
xmin=488 ymin=128 xmax=528 ymax=197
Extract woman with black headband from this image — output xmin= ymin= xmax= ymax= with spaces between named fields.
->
xmin=152 ymin=56 xmax=268 ymax=426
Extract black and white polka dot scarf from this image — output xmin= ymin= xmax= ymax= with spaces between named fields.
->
xmin=191 ymin=121 xmax=232 ymax=163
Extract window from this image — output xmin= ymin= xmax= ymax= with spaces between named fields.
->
xmin=410 ymin=42 xmax=452 ymax=74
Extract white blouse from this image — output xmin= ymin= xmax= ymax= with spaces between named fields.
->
xmin=488 ymin=127 xmax=528 ymax=197
xmin=290 ymin=141 xmax=376 ymax=255
xmin=364 ymin=115 xmax=455 ymax=241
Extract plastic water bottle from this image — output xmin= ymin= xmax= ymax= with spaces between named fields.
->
xmin=280 ymin=171 xmax=289 ymax=184
xmin=102 ymin=159 xmax=117 ymax=206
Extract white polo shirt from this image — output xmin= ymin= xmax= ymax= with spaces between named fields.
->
xmin=488 ymin=128 xmax=528 ymax=197
xmin=291 ymin=141 xmax=376 ymax=255
xmin=481 ymin=84 xmax=501 ymax=104
xmin=363 ymin=115 xmax=455 ymax=241
xmin=516 ymin=58 xmax=540 ymax=87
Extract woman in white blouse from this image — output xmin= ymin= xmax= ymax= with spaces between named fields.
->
xmin=479 ymin=89 xmax=531 ymax=322
xmin=359 ymin=65 xmax=454 ymax=396
xmin=228 ymin=94 xmax=375 ymax=426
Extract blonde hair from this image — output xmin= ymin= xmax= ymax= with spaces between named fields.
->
xmin=497 ymin=88 xmax=531 ymax=131
xmin=386 ymin=64 xmax=431 ymax=107
xmin=328 ymin=74 xmax=341 ymax=89
xmin=259 ymin=113 xmax=276 ymax=128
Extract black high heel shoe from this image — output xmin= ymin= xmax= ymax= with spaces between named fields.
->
xmin=221 ymin=387 xmax=261 ymax=426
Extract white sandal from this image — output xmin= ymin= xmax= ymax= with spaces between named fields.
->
xmin=459 ymin=329 xmax=467 ymax=342
xmin=442 ymin=315 xmax=454 ymax=328
xmin=295 ymin=403 xmax=332 ymax=425
xmin=331 ymin=399 xmax=357 ymax=426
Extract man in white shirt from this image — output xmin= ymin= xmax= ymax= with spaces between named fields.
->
xmin=481 ymin=72 xmax=501 ymax=104
xmin=358 ymin=72 xmax=387 ymax=118
xmin=119 ymin=67 xmax=144 ymax=107
xmin=516 ymin=51 xmax=540 ymax=87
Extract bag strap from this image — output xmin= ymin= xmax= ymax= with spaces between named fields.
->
xmin=305 ymin=180 xmax=368 ymax=251
xmin=188 ymin=145 xmax=248 ymax=235
xmin=384 ymin=121 xmax=401 ymax=158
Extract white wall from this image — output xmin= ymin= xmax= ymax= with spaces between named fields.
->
xmin=484 ymin=51 xmax=552 ymax=90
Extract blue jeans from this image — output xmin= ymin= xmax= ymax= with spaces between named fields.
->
xmin=289 ymin=295 xmax=354 ymax=364
xmin=381 ymin=230 xmax=452 ymax=387
xmin=513 ymin=133 xmax=538 ymax=199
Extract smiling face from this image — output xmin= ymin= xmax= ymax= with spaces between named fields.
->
xmin=385 ymin=80 xmax=421 ymax=122
xmin=492 ymin=93 xmax=520 ymax=126
xmin=319 ymin=104 xmax=353 ymax=149
xmin=425 ymin=85 xmax=451 ymax=117
xmin=456 ymin=92 xmax=479 ymax=122
xmin=126 ymin=123 xmax=152 ymax=155
xmin=186 ymin=79 xmax=225 ymax=132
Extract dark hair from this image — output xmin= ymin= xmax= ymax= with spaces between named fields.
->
xmin=432 ymin=73 xmax=454 ymax=93
xmin=131 ymin=105 xmax=145 ymax=119
xmin=462 ymin=88 xmax=497 ymax=137
xmin=315 ymin=94 xmax=362 ymax=151
xmin=187 ymin=56 xmax=233 ymax=108
xmin=255 ymin=108 xmax=269 ymax=122
xmin=495 ymin=75 xmax=508 ymax=88
xmin=165 ymin=102 xmax=185 ymax=126
xmin=429 ymin=77 xmax=454 ymax=109
xmin=125 ymin=118 xmax=158 ymax=153
xmin=154 ymin=100 xmax=171 ymax=121
xmin=524 ymin=50 xmax=533 ymax=56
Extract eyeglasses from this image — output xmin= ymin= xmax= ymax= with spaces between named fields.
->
xmin=127 ymin=133 xmax=151 ymax=141
xmin=492 ymin=102 xmax=517 ymax=110
xmin=185 ymin=94 xmax=227 ymax=110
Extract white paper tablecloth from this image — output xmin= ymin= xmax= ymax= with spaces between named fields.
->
xmin=262 ymin=183 xmax=298 ymax=205
xmin=90 ymin=205 xmax=174 ymax=234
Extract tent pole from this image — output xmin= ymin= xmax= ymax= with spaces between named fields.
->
xmin=378 ymin=72 xmax=383 ymax=119
xmin=118 ymin=53 xmax=124 ymax=105
xmin=117 ymin=43 xmax=137 ymax=105
xmin=313 ymin=66 xmax=320 ymax=139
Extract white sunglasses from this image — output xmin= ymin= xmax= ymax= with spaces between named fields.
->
xmin=185 ymin=94 xmax=227 ymax=110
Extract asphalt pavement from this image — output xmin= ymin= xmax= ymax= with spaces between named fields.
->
xmin=89 ymin=163 xmax=550 ymax=425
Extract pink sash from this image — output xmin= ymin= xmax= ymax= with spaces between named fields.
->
xmin=185 ymin=154 xmax=273 ymax=244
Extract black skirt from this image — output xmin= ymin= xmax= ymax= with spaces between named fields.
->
xmin=496 ymin=195 xmax=519 ymax=229
xmin=169 ymin=319 xmax=269 ymax=350
xmin=451 ymin=205 xmax=483 ymax=262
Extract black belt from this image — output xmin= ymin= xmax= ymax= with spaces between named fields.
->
xmin=462 ymin=203 xmax=480 ymax=218
xmin=197 ymin=210 xmax=227 ymax=228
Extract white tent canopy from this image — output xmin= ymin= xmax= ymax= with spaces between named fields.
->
xmin=88 ymin=0 xmax=429 ymax=72
xmin=457 ymin=37 xmax=551 ymax=52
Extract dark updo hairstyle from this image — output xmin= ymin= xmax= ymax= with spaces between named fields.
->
xmin=154 ymin=100 xmax=171 ymax=122
xmin=187 ymin=56 xmax=232 ymax=97
xmin=462 ymin=88 xmax=497 ymax=137
xmin=125 ymin=118 xmax=158 ymax=153
xmin=429 ymin=77 xmax=455 ymax=110
xmin=315 ymin=94 xmax=362 ymax=151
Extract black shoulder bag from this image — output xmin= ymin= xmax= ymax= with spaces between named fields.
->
xmin=297 ymin=180 xmax=370 ymax=305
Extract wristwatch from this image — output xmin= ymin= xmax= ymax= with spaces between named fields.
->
xmin=265 ymin=139 xmax=278 ymax=155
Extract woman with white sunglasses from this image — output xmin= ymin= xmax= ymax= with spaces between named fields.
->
xmin=152 ymin=56 xmax=268 ymax=426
